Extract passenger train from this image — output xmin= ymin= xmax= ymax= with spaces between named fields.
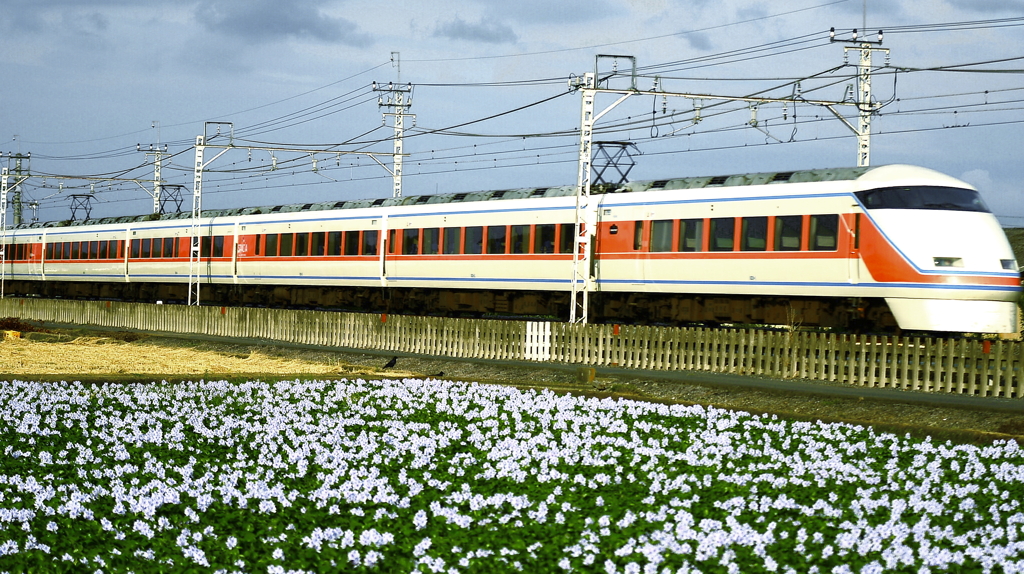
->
xmin=1 ymin=164 xmax=1020 ymax=333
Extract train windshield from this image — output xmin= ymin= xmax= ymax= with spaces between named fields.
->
xmin=855 ymin=186 xmax=989 ymax=212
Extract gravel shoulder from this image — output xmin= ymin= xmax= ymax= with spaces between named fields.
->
xmin=2 ymin=323 xmax=1023 ymax=444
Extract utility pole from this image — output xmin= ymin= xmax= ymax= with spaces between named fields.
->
xmin=829 ymin=27 xmax=889 ymax=167
xmin=4 ymin=153 xmax=29 ymax=226
xmin=373 ymin=74 xmax=414 ymax=198
xmin=0 ymin=161 xmax=30 ymax=299
xmin=137 ymin=143 xmax=170 ymax=214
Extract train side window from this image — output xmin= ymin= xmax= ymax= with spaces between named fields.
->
xmin=679 ymin=219 xmax=703 ymax=252
xmin=422 ymin=228 xmax=440 ymax=255
xmin=362 ymin=230 xmax=379 ymax=255
xmin=810 ymin=214 xmax=839 ymax=251
xmin=402 ymin=228 xmax=420 ymax=255
xmin=741 ymin=217 xmax=767 ymax=251
xmin=774 ymin=216 xmax=802 ymax=251
xmin=342 ymin=231 xmax=357 ymax=256
xmin=465 ymin=226 xmax=483 ymax=254
xmin=511 ymin=225 xmax=529 ymax=254
xmin=442 ymin=227 xmax=461 ymax=255
xmin=312 ymin=232 xmax=326 ymax=256
xmin=255 ymin=234 xmax=262 ymax=256
xmin=213 ymin=236 xmax=225 ymax=258
xmin=650 ymin=220 xmax=673 ymax=252
xmin=129 ymin=239 xmax=139 ymax=259
xmin=266 ymin=234 xmax=279 ymax=256
xmin=279 ymin=233 xmax=293 ymax=257
xmin=163 ymin=238 xmax=174 ymax=258
xmin=330 ymin=231 xmax=344 ymax=256
xmin=88 ymin=241 xmax=99 ymax=259
xmin=141 ymin=239 xmax=152 ymax=258
xmin=96 ymin=241 xmax=106 ymax=259
xmin=294 ymin=233 xmax=308 ymax=257
xmin=486 ymin=226 xmax=507 ymax=254
xmin=633 ymin=221 xmax=644 ymax=250
xmin=388 ymin=229 xmax=397 ymax=254
xmin=45 ymin=243 xmax=54 ymax=260
xmin=63 ymin=242 xmax=71 ymax=260
xmin=534 ymin=224 xmax=555 ymax=254
xmin=200 ymin=237 xmax=212 ymax=259
xmin=709 ymin=218 xmax=735 ymax=251
xmin=558 ymin=223 xmax=574 ymax=254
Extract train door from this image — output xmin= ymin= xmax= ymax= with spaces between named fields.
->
xmin=28 ymin=235 xmax=44 ymax=278
xmin=378 ymin=215 xmax=388 ymax=286
xmin=232 ymin=222 xmax=240 ymax=282
xmin=847 ymin=213 xmax=861 ymax=284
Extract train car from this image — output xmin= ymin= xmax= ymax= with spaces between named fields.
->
xmin=1 ymin=164 xmax=1020 ymax=333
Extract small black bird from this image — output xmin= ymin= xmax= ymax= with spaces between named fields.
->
xmin=383 ymin=356 xmax=398 ymax=369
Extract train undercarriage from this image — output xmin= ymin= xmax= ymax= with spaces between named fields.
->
xmin=1 ymin=279 xmax=899 ymax=331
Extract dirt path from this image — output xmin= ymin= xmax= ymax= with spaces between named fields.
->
xmin=2 ymin=324 xmax=1023 ymax=444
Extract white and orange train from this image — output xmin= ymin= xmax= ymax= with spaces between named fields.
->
xmin=1 ymin=164 xmax=1020 ymax=333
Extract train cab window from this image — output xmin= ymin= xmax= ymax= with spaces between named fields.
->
xmin=328 ymin=231 xmax=342 ymax=256
xmin=511 ymin=225 xmax=529 ymax=254
xmin=855 ymin=186 xmax=989 ymax=212
xmin=279 ymin=233 xmax=294 ymax=257
xmin=774 ymin=216 xmax=802 ymax=251
xmin=465 ymin=226 xmax=483 ymax=255
xmin=650 ymin=220 xmax=673 ymax=252
xmin=558 ymin=223 xmax=575 ymax=254
xmin=534 ymin=224 xmax=555 ymax=254
xmin=294 ymin=233 xmax=309 ymax=257
xmin=213 ymin=236 xmax=225 ymax=258
xmin=679 ymin=219 xmax=703 ymax=252
xmin=442 ymin=228 xmax=461 ymax=255
xmin=312 ymin=232 xmax=326 ymax=256
xmin=709 ymin=218 xmax=735 ymax=251
xmin=402 ymin=228 xmax=420 ymax=255
xmin=486 ymin=226 xmax=507 ymax=254
xmin=633 ymin=221 xmax=644 ymax=250
xmin=362 ymin=230 xmax=379 ymax=255
xmin=810 ymin=215 xmax=838 ymax=251
xmin=422 ymin=228 xmax=440 ymax=255
xmin=266 ymin=234 xmax=279 ymax=257
xmin=741 ymin=217 xmax=767 ymax=251
xmin=163 ymin=238 xmax=174 ymax=258
xmin=342 ymin=231 xmax=357 ymax=256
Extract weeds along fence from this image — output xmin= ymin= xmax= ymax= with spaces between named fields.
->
xmin=2 ymin=298 xmax=1022 ymax=398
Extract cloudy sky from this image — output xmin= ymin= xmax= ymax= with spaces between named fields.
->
xmin=2 ymin=0 xmax=1023 ymax=224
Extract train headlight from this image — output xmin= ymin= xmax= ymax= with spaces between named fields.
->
xmin=1002 ymin=259 xmax=1019 ymax=271
xmin=933 ymin=257 xmax=963 ymax=268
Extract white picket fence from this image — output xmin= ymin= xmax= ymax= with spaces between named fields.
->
xmin=1 ymin=298 xmax=1021 ymax=398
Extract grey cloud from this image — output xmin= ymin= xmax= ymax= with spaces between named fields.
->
xmin=194 ymin=0 xmax=372 ymax=46
xmin=947 ymin=0 xmax=1024 ymax=11
xmin=480 ymin=0 xmax=622 ymax=24
xmin=433 ymin=16 xmax=518 ymax=44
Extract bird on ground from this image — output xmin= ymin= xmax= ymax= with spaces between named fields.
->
xmin=383 ymin=356 xmax=398 ymax=369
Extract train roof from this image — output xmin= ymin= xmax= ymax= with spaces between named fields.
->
xmin=16 ymin=165 xmax=874 ymax=230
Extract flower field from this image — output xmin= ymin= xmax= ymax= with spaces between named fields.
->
xmin=1 ymin=378 xmax=1024 ymax=573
